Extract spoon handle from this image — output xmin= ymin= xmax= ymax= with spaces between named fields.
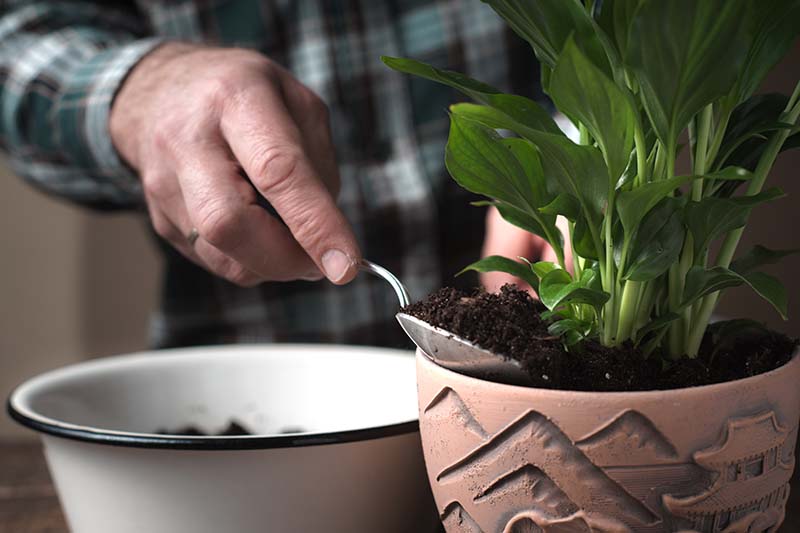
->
xmin=357 ymin=259 xmax=410 ymax=308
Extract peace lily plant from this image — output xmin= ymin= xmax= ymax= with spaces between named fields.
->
xmin=384 ymin=0 xmax=800 ymax=361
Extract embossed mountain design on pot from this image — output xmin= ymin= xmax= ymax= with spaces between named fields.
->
xmin=576 ymin=409 xmax=679 ymax=467
xmin=441 ymin=501 xmax=481 ymax=532
xmin=473 ymin=464 xmax=579 ymax=518
xmin=422 ymin=387 xmax=489 ymax=472
xmin=437 ymin=409 xmax=659 ymax=528
xmin=424 ymin=386 xmax=487 ymax=439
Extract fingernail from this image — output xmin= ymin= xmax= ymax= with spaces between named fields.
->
xmin=321 ymin=249 xmax=351 ymax=283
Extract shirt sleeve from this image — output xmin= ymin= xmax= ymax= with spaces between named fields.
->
xmin=0 ymin=1 xmax=164 ymax=209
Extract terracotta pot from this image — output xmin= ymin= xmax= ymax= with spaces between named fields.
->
xmin=416 ymin=349 xmax=800 ymax=533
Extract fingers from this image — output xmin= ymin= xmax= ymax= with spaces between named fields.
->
xmin=220 ymin=79 xmax=361 ymax=285
xmin=128 ymin=47 xmax=359 ymax=286
xmin=277 ymin=68 xmax=341 ymax=199
xmin=173 ymin=141 xmax=323 ymax=283
xmin=143 ymin=166 xmax=266 ymax=286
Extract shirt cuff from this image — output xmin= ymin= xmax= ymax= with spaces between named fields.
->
xmin=54 ymin=38 xmax=166 ymax=202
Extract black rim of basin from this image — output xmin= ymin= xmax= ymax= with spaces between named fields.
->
xmin=6 ymin=395 xmax=419 ymax=450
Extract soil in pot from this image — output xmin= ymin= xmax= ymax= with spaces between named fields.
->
xmin=403 ymin=285 xmax=797 ymax=391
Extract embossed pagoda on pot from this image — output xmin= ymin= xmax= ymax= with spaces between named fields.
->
xmin=663 ymin=411 xmax=795 ymax=533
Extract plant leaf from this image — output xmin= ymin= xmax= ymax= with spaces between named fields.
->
xmin=445 ymin=113 xmax=531 ymax=206
xmin=685 ymin=188 xmax=786 ymax=257
xmin=731 ymin=245 xmax=800 ymax=275
xmin=616 ymin=175 xmax=692 ymax=239
xmin=723 ymin=0 xmax=800 ymax=108
xmin=719 ymin=93 xmax=800 ymax=175
xmin=702 ymin=167 xmax=754 ymax=181
xmin=572 ymin=214 xmax=602 ymax=261
xmin=539 ymin=193 xmax=581 ymax=220
xmin=493 ymin=203 xmax=552 ymax=243
xmin=445 ymin=115 xmax=563 ymax=254
xmin=548 ymin=318 xmax=593 ymax=345
xmin=539 ymin=268 xmax=610 ymax=311
xmin=458 ymin=255 xmax=539 ymax=291
xmin=597 ymin=0 xmax=643 ymax=59
xmin=634 ymin=312 xmax=680 ymax=344
xmin=683 ymin=266 xmax=788 ymax=319
xmin=381 ymin=56 xmax=562 ymax=135
xmin=626 ymin=0 xmax=752 ymax=148
xmin=624 ymin=197 xmax=686 ymax=281
xmin=550 ymin=35 xmax=636 ymax=181
xmin=744 ymin=271 xmax=788 ymax=319
xmin=480 ymin=0 xmax=610 ymax=74
xmin=683 ymin=266 xmax=746 ymax=306
xmin=532 ymin=261 xmax=558 ymax=281
xmin=451 ymin=103 xmax=608 ymax=253
xmin=501 ymin=138 xmax=550 ymax=207
xmin=703 ymin=167 xmax=756 ymax=198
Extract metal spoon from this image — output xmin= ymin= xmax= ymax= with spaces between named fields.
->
xmin=357 ymin=259 xmax=531 ymax=385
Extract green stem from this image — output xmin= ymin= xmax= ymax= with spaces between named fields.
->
xmin=579 ymin=123 xmax=589 ymax=145
xmin=705 ymin=111 xmax=731 ymax=172
xmin=601 ymin=187 xmax=617 ymax=344
xmin=568 ymin=221 xmax=582 ymax=278
xmin=686 ymin=86 xmax=800 ymax=356
xmin=663 ymin=145 xmax=684 ymax=358
xmin=677 ymin=233 xmax=695 ymax=350
xmin=680 ymin=109 xmax=707 ymax=337
xmin=692 ymin=105 xmax=713 ymax=201
xmin=653 ymin=141 xmax=666 ymax=180
xmin=616 ymin=237 xmax=631 ymax=284
xmin=789 ymin=79 xmax=800 ymax=109
xmin=616 ymin=280 xmax=642 ymax=342
xmin=634 ymin=123 xmax=649 ymax=187
xmin=633 ymin=280 xmax=658 ymax=334
xmin=578 ymin=121 xmax=613 ymax=342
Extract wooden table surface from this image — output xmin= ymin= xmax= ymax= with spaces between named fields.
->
xmin=1 ymin=440 xmax=798 ymax=532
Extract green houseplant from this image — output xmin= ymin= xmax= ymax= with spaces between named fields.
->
xmin=384 ymin=1 xmax=800 ymax=531
xmin=385 ymin=0 xmax=799 ymax=362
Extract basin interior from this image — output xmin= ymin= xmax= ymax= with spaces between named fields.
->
xmin=11 ymin=345 xmax=417 ymax=438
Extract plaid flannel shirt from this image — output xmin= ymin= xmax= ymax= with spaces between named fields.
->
xmin=0 ymin=0 xmax=541 ymax=349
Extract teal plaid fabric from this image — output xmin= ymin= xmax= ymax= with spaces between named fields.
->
xmin=0 ymin=0 xmax=542 ymax=349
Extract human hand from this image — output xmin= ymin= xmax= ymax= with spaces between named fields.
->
xmin=480 ymin=207 xmax=572 ymax=293
xmin=110 ymin=43 xmax=359 ymax=287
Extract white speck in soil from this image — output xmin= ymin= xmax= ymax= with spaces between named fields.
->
xmin=605 ymin=372 xmax=611 ymax=379
xmin=542 ymin=374 xmax=549 ymax=380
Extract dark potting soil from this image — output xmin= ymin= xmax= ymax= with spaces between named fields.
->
xmin=157 ymin=420 xmax=253 ymax=436
xmin=403 ymin=285 xmax=797 ymax=392
xmin=156 ymin=422 xmax=310 ymax=436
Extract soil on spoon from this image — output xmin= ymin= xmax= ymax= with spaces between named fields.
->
xmin=403 ymin=285 xmax=797 ymax=392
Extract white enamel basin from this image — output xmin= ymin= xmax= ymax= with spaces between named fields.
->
xmin=8 ymin=344 xmax=438 ymax=533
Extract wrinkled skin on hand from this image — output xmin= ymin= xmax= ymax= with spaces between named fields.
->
xmin=110 ymin=42 xmax=359 ymax=287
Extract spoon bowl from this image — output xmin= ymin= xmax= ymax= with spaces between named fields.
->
xmin=358 ymin=260 xmax=532 ymax=385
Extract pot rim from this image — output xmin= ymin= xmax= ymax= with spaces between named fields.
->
xmin=417 ymin=347 xmax=800 ymax=397
xmin=7 ymin=344 xmax=419 ymax=451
